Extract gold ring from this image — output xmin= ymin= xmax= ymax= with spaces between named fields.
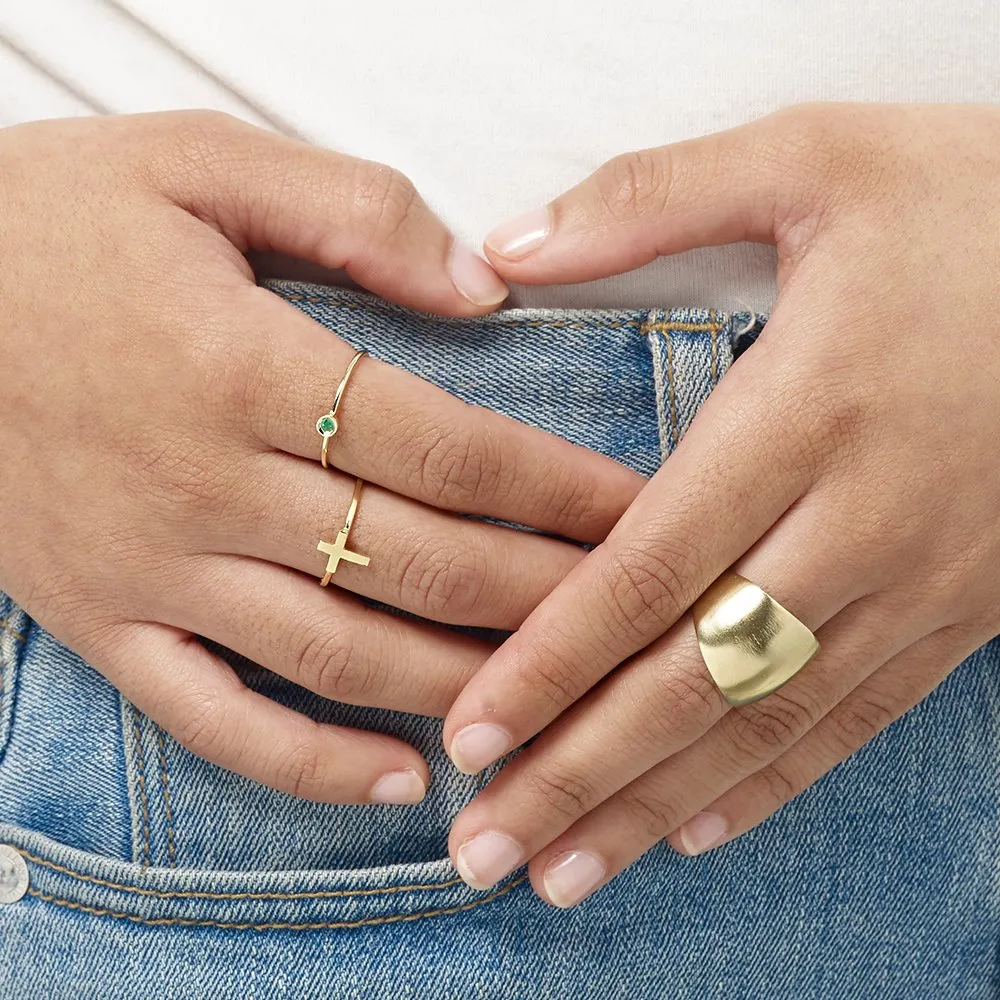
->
xmin=693 ymin=571 xmax=819 ymax=706
xmin=316 ymin=477 xmax=370 ymax=585
xmin=316 ymin=349 xmax=367 ymax=469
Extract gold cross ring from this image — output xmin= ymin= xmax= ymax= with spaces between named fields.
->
xmin=317 ymin=478 xmax=370 ymax=586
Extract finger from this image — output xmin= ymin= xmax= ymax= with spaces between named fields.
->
xmin=221 ymin=453 xmax=586 ymax=630
xmin=519 ymin=595 xmax=926 ymax=906
xmin=442 ymin=351 xmax=819 ymax=774
xmin=159 ymin=554 xmax=494 ymax=717
xmin=89 ymin=620 xmax=433 ymax=805
xmin=445 ymin=506 xmax=877 ymax=888
xmin=480 ymin=107 xmax=823 ymax=284
xmin=149 ymin=110 xmax=508 ymax=313
xmin=670 ymin=624 xmax=980 ymax=855
xmin=238 ymin=290 xmax=645 ymax=542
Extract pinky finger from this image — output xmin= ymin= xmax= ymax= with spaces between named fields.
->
xmin=89 ymin=620 xmax=431 ymax=806
xmin=671 ymin=625 xmax=983 ymax=854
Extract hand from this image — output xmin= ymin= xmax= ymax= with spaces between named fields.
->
xmin=0 ymin=113 xmax=641 ymax=805
xmin=442 ymin=103 xmax=1000 ymax=904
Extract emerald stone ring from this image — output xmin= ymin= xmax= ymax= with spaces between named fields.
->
xmin=316 ymin=349 xmax=368 ymax=469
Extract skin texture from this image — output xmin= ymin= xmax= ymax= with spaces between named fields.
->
xmin=0 ymin=112 xmax=643 ymax=807
xmin=443 ymin=103 xmax=1000 ymax=905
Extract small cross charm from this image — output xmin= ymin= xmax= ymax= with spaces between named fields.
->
xmin=317 ymin=529 xmax=371 ymax=585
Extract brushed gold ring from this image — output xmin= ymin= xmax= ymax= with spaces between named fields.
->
xmin=692 ymin=571 xmax=819 ymax=706
xmin=316 ymin=349 xmax=367 ymax=469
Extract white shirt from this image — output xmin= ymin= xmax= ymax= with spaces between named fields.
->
xmin=2 ymin=0 xmax=999 ymax=311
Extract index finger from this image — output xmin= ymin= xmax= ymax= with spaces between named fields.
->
xmin=441 ymin=352 xmax=810 ymax=773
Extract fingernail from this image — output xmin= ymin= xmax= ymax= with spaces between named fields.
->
xmin=449 ymin=243 xmax=509 ymax=306
xmin=485 ymin=207 xmax=551 ymax=260
xmin=455 ymin=831 xmax=523 ymax=890
xmin=450 ymin=723 xmax=511 ymax=774
xmin=678 ymin=811 xmax=728 ymax=855
xmin=370 ymin=768 xmax=426 ymax=805
xmin=543 ymin=851 xmax=606 ymax=908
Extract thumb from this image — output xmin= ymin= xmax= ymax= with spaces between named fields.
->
xmin=481 ymin=105 xmax=839 ymax=285
xmin=149 ymin=111 xmax=507 ymax=315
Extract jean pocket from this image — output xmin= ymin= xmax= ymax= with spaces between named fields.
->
xmin=0 ymin=818 xmax=524 ymax=931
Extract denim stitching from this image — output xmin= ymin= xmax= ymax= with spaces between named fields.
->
xmin=636 ymin=321 xmax=722 ymax=334
xmin=16 ymin=848 xmax=465 ymax=900
xmin=710 ymin=310 xmax=718 ymax=385
xmin=664 ymin=330 xmax=679 ymax=450
xmin=155 ymin=727 xmax=177 ymax=868
xmin=642 ymin=317 xmax=671 ymax=464
xmin=24 ymin=875 xmax=528 ymax=930
xmin=131 ymin=714 xmax=152 ymax=867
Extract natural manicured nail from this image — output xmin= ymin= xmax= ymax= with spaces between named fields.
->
xmin=543 ymin=850 xmax=606 ymax=908
xmin=455 ymin=831 xmax=523 ymax=889
xmin=485 ymin=207 xmax=551 ymax=260
xmin=678 ymin=811 xmax=728 ymax=855
xmin=450 ymin=723 xmax=511 ymax=774
xmin=370 ymin=768 xmax=426 ymax=805
xmin=449 ymin=243 xmax=509 ymax=306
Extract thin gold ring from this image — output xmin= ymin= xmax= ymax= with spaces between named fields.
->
xmin=316 ymin=349 xmax=367 ymax=469
xmin=316 ymin=478 xmax=371 ymax=586
xmin=692 ymin=571 xmax=819 ymax=706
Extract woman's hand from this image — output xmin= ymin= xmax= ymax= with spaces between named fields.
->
xmin=0 ymin=113 xmax=642 ymax=805
xmin=443 ymin=103 xmax=1000 ymax=903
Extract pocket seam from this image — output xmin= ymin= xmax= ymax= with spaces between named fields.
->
xmin=17 ymin=847 xmax=467 ymax=901
xmin=24 ymin=874 xmax=527 ymax=930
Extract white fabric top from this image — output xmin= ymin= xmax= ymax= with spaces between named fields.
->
xmin=2 ymin=1 xmax=999 ymax=311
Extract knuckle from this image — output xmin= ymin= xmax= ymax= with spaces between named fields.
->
xmin=294 ymin=626 xmax=371 ymax=703
xmin=133 ymin=435 xmax=236 ymax=521
xmin=529 ymin=645 xmax=591 ymax=713
xmin=525 ymin=764 xmax=599 ymax=822
xmin=272 ymin=738 xmax=326 ymax=799
xmin=652 ymin=665 xmax=724 ymax=733
xmin=537 ymin=464 xmax=604 ymax=534
xmin=617 ymin=784 xmax=677 ymax=840
xmin=728 ymin=690 xmax=817 ymax=757
xmin=824 ymin=693 xmax=897 ymax=756
xmin=594 ymin=148 xmax=674 ymax=223
xmin=173 ymin=692 xmax=230 ymax=762
xmin=351 ymin=160 xmax=419 ymax=244
xmin=754 ymin=761 xmax=799 ymax=807
xmin=600 ymin=538 xmax=701 ymax=638
xmin=412 ymin=419 xmax=506 ymax=509
xmin=397 ymin=535 xmax=488 ymax=622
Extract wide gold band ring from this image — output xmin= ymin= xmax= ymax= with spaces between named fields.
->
xmin=316 ymin=349 xmax=367 ymax=469
xmin=692 ymin=571 xmax=819 ymax=706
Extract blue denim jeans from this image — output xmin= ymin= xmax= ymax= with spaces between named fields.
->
xmin=1 ymin=282 xmax=998 ymax=998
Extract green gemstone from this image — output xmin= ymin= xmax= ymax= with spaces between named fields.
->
xmin=317 ymin=414 xmax=338 ymax=436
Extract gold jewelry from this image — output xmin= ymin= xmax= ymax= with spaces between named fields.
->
xmin=317 ymin=478 xmax=370 ymax=585
xmin=693 ymin=571 xmax=819 ymax=706
xmin=316 ymin=349 xmax=367 ymax=469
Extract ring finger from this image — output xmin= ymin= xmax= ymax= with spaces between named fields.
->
xmin=220 ymin=451 xmax=588 ymax=629
xmin=526 ymin=594 xmax=932 ymax=907
xmin=445 ymin=504 xmax=894 ymax=887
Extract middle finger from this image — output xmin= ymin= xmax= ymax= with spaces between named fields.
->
xmin=240 ymin=288 xmax=644 ymax=543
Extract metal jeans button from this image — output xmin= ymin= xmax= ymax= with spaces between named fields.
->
xmin=0 ymin=844 xmax=29 ymax=903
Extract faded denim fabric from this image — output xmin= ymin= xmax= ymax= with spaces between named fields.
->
xmin=0 ymin=282 xmax=997 ymax=999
